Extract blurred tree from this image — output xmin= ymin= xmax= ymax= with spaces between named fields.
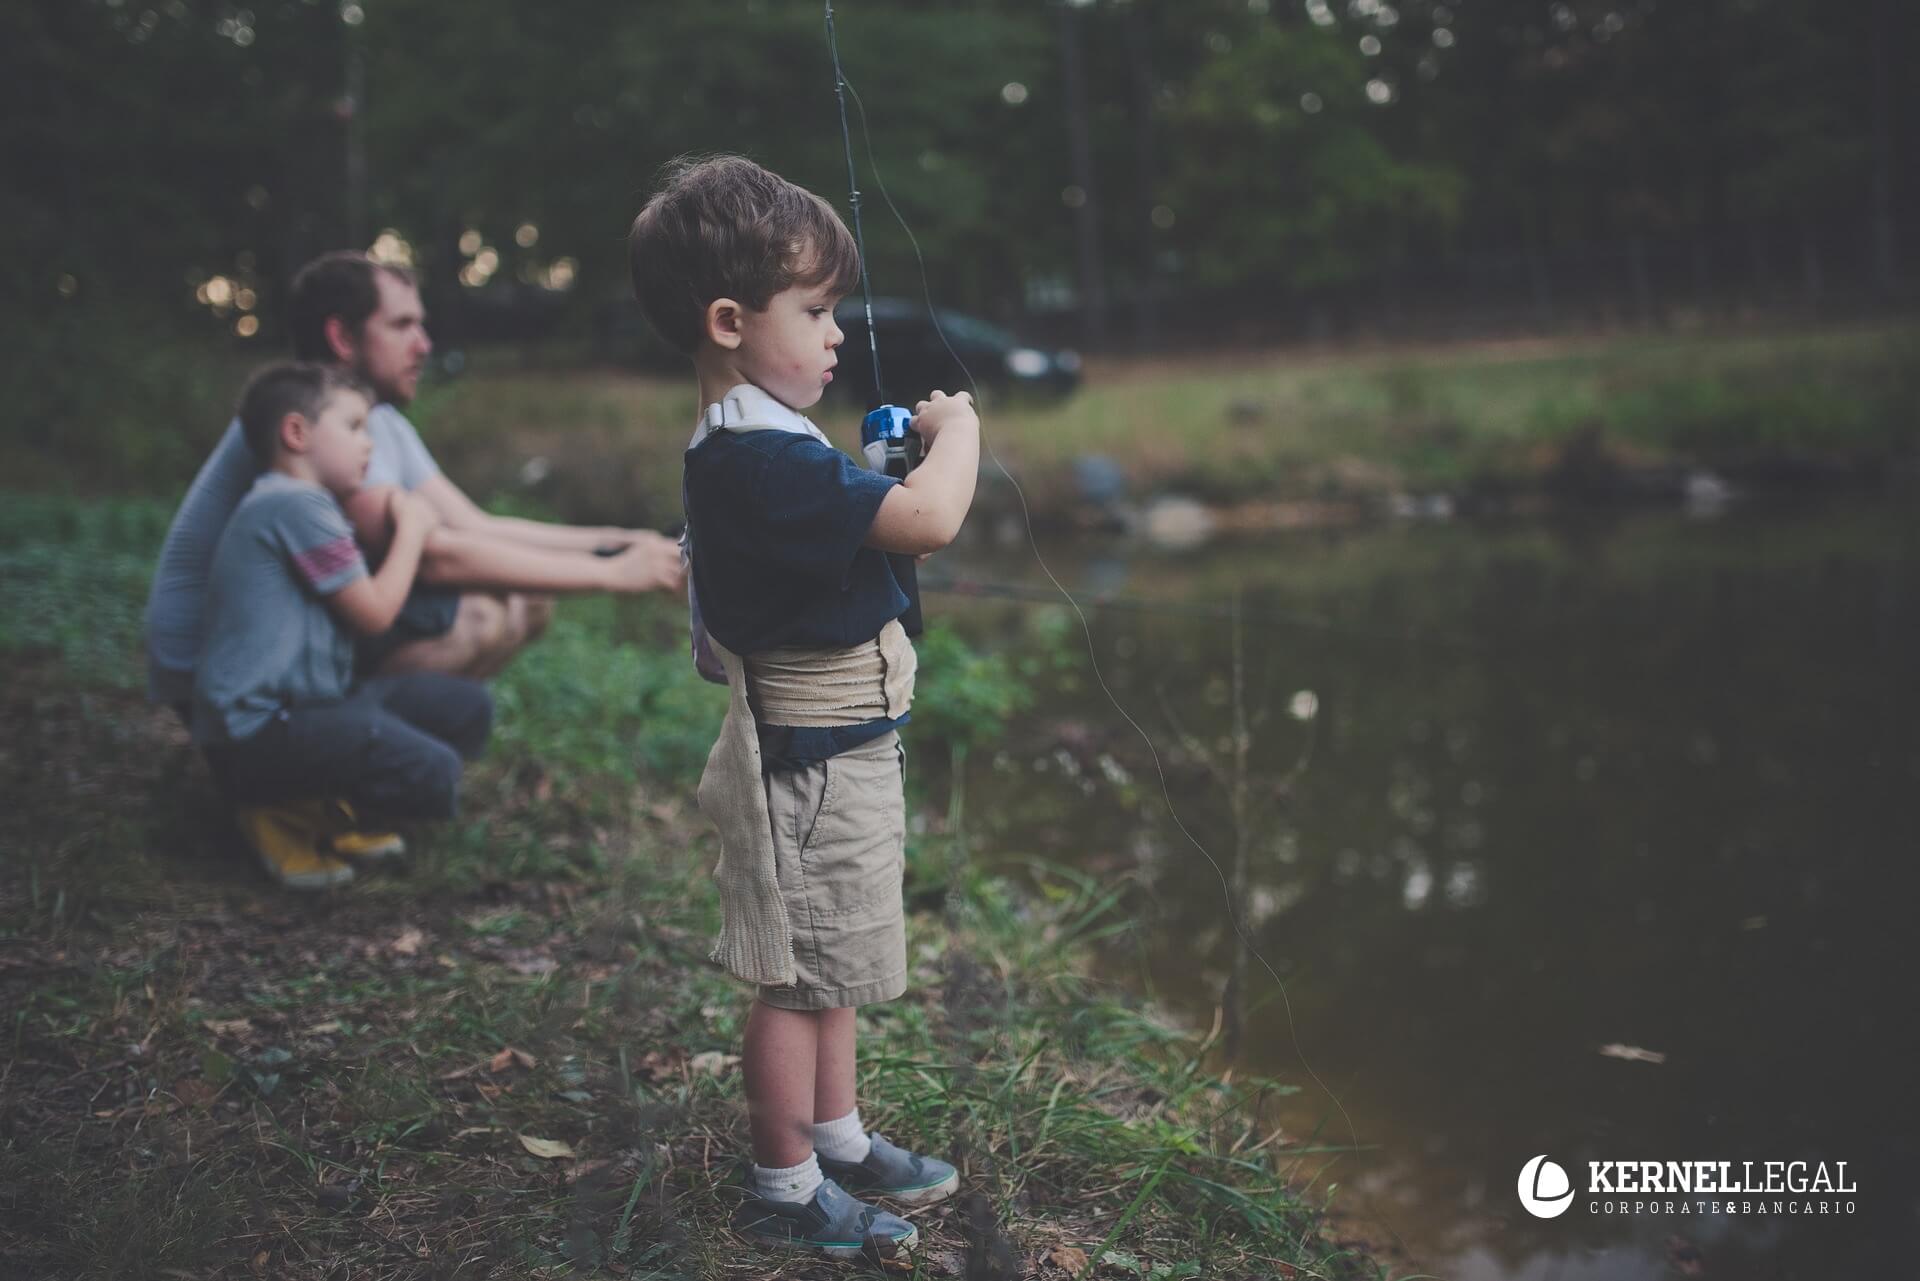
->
xmin=1161 ymin=18 xmax=1464 ymax=291
xmin=0 ymin=0 xmax=1910 ymax=416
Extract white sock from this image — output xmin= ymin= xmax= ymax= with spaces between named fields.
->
xmin=813 ymin=1107 xmax=873 ymax=1162
xmin=752 ymin=1151 xmax=823 ymax=1203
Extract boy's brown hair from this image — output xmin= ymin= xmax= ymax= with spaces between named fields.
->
xmin=237 ymin=361 xmax=372 ymax=469
xmin=627 ymin=154 xmax=862 ymax=355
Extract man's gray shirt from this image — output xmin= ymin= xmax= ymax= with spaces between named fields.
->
xmin=144 ymin=404 xmax=439 ymax=704
xmin=190 ymin=473 xmax=368 ymax=745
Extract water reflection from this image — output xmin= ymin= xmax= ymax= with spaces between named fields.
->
xmin=936 ymin=498 xmax=1919 ymax=1279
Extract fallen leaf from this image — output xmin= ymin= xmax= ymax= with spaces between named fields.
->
xmin=518 ymin=1134 xmax=576 ymax=1160
xmin=389 ymin=927 xmax=425 ymax=957
xmin=566 ymin=1157 xmax=613 ymax=1184
xmin=453 ymin=1126 xmax=499 ymax=1140
xmin=1598 ymin=1042 xmax=1667 ymax=1064
xmin=634 ymin=1048 xmax=685 ymax=1082
xmin=200 ymin=1049 xmax=235 ymax=1085
xmin=689 ymin=1051 xmax=740 ymax=1076
xmin=1047 ymin=1246 xmax=1090 ymax=1275
xmin=303 ymin=1019 xmax=343 ymax=1036
xmin=203 ymin=1018 xmax=253 ymax=1037
xmin=487 ymin=1046 xmax=538 ymax=1073
xmin=172 ymin=1079 xmax=218 ymax=1109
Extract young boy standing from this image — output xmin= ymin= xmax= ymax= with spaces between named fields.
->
xmin=192 ymin=362 xmax=493 ymax=888
xmin=629 ymin=155 xmax=980 ymax=1257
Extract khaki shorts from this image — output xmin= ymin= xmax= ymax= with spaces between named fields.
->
xmin=756 ymin=729 xmax=908 ymax=1010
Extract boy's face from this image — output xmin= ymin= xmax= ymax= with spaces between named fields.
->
xmin=298 ymin=388 xmax=375 ymax=497
xmin=733 ymin=278 xmax=845 ymax=411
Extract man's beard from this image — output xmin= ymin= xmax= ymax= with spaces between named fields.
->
xmin=350 ymin=357 xmax=412 ymax=408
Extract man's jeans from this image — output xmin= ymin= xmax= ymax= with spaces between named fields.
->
xmin=203 ymin=673 xmax=493 ymax=822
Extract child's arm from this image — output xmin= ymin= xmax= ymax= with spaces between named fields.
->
xmin=865 ymin=391 xmax=980 ymax=555
xmin=328 ymin=489 xmax=435 ymax=636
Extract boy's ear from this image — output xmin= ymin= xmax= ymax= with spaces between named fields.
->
xmin=322 ymin=314 xmax=358 ymax=364
xmin=703 ymin=298 xmax=744 ymax=350
xmin=279 ymin=411 xmax=312 ymax=456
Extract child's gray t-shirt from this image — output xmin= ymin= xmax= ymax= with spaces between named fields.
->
xmin=190 ymin=473 xmax=369 ymax=746
xmin=145 ymin=404 xmax=438 ymax=705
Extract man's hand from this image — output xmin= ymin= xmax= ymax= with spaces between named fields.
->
xmin=599 ymin=530 xmax=687 ymax=594
xmin=910 ymin=390 xmax=977 ymax=445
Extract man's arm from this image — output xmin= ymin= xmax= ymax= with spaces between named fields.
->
xmin=417 ymin=523 xmax=682 ymax=594
xmin=414 ymin=473 xmax=628 ymax=552
xmin=343 ymin=485 xmax=683 ymax=595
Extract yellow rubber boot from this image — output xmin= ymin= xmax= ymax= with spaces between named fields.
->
xmin=236 ymin=804 xmax=354 ymax=889
xmin=327 ymin=800 xmax=406 ymax=862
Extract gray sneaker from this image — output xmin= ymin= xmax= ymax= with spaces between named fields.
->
xmin=730 ymin=1176 xmax=919 ymax=1259
xmin=818 ymin=1132 xmax=960 ymax=1206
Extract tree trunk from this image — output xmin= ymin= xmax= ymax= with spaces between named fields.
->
xmin=1059 ymin=3 xmax=1107 ymax=350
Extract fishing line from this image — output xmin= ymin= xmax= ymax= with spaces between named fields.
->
xmin=824 ymin=6 xmax=1427 ymax=1269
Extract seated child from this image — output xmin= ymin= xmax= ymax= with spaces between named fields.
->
xmin=628 ymin=154 xmax=982 ymax=1258
xmin=192 ymin=361 xmax=493 ymax=889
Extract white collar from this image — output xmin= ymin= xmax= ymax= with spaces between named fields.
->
xmin=688 ymin=383 xmax=829 ymax=450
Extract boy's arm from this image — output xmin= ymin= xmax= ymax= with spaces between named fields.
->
xmin=865 ymin=391 xmax=980 ymax=555
xmin=328 ymin=490 xmax=433 ymax=636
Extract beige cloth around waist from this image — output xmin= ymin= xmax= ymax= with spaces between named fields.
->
xmin=699 ymin=618 xmax=916 ymax=986
xmin=745 ymin=624 xmax=916 ymax=726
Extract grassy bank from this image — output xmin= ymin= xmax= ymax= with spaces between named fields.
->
xmin=397 ymin=323 xmax=1920 ymax=528
xmin=7 ymin=323 xmax=1911 ymax=527
xmin=0 ymin=497 xmax=1399 ymax=1280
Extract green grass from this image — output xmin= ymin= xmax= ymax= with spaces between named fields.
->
xmin=387 ymin=323 xmax=1920 ymax=524
xmin=0 ymin=496 xmax=1400 ymax=1281
xmin=5 ymin=323 xmax=1913 ymax=524
xmin=978 ymin=324 xmax=1920 ymax=503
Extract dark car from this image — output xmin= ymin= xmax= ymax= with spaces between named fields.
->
xmin=830 ymin=298 xmax=1080 ymax=409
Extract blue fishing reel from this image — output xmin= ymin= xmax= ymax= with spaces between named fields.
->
xmin=860 ymin=404 xmax=922 ymax=479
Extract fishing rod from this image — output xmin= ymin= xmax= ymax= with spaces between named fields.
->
xmin=825 ymin=0 xmax=920 ymax=481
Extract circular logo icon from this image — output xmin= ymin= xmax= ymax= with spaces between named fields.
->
xmin=1518 ymin=1154 xmax=1575 ymax=1218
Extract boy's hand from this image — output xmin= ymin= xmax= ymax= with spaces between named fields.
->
xmin=910 ymin=390 xmax=977 ymax=445
xmin=388 ymin=488 xmax=437 ymax=536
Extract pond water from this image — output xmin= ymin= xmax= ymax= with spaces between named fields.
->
xmin=930 ymin=496 xmax=1917 ymax=1280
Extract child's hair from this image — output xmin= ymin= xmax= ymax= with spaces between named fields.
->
xmin=237 ymin=361 xmax=371 ymax=467
xmin=627 ymin=154 xmax=862 ymax=354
